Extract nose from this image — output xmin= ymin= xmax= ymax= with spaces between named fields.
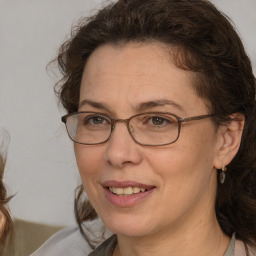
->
xmin=104 ymin=122 xmax=143 ymax=168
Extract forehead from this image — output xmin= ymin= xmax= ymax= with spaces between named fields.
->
xmin=83 ymin=42 xmax=175 ymax=79
xmin=80 ymin=42 xmax=208 ymax=115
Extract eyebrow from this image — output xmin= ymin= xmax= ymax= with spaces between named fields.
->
xmin=135 ymin=99 xmax=185 ymax=113
xmin=79 ymin=98 xmax=185 ymax=114
xmin=79 ymin=99 xmax=112 ymax=112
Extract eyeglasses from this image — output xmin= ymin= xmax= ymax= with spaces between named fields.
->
xmin=62 ymin=111 xmax=214 ymax=146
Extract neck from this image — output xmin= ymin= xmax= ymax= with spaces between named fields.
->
xmin=113 ymin=212 xmax=230 ymax=256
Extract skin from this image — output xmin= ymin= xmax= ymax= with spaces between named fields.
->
xmin=74 ymin=42 xmax=244 ymax=256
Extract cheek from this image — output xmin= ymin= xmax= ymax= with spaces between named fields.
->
xmin=74 ymin=145 xmax=107 ymax=211
xmin=179 ymin=124 xmax=218 ymax=165
xmin=145 ymin=127 xmax=217 ymax=186
xmin=74 ymin=145 xmax=104 ymax=183
xmin=145 ymin=133 xmax=217 ymax=212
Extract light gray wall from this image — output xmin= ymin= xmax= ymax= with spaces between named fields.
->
xmin=0 ymin=0 xmax=255 ymax=226
xmin=0 ymin=0 xmax=103 ymax=226
xmin=211 ymin=0 xmax=256 ymax=74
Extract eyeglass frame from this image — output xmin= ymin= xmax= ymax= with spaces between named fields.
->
xmin=62 ymin=111 xmax=215 ymax=147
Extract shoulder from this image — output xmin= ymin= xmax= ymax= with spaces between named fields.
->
xmin=88 ymin=235 xmax=117 ymax=256
xmin=235 ymin=239 xmax=256 ymax=256
xmin=30 ymin=219 xmax=113 ymax=256
xmin=30 ymin=226 xmax=93 ymax=256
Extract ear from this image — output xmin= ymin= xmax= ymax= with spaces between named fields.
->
xmin=213 ymin=113 xmax=245 ymax=169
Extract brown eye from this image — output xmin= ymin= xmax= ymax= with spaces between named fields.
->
xmin=82 ymin=115 xmax=110 ymax=126
xmin=151 ymin=116 xmax=166 ymax=125
xmin=141 ymin=114 xmax=175 ymax=127
xmin=89 ymin=116 xmax=105 ymax=124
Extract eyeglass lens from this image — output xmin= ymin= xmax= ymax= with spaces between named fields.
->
xmin=65 ymin=112 xmax=180 ymax=146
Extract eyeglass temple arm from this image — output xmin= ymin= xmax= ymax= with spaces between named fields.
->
xmin=179 ymin=114 xmax=214 ymax=123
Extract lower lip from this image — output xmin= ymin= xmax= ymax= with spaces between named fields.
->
xmin=104 ymin=187 xmax=155 ymax=207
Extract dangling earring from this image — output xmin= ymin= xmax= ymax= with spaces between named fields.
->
xmin=220 ymin=166 xmax=227 ymax=184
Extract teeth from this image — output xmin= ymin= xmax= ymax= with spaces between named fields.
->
xmin=109 ymin=186 xmax=147 ymax=195
xmin=123 ymin=187 xmax=133 ymax=195
xmin=115 ymin=187 xmax=123 ymax=195
xmin=133 ymin=187 xmax=140 ymax=193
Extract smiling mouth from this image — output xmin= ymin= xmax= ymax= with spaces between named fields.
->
xmin=108 ymin=186 xmax=149 ymax=196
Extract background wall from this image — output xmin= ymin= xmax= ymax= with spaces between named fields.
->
xmin=0 ymin=0 xmax=255 ymax=226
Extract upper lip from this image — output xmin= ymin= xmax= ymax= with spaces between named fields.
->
xmin=102 ymin=180 xmax=155 ymax=190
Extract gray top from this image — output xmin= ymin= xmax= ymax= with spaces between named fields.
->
xmin=88 ymin=233 xmax=236 ymax=256
xmin=31 ymin=227 xmax=255 ymax=256
xmin=30 ymin=227 xmax=94 ymax=256
xmin=88 ymin=235 xmax=117 ymax=256
xmin=224 ymin=233 xmax=236 ymax=256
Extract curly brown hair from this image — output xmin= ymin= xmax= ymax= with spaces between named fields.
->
xmin=54 ymin=0 xmax=256 ymax=250
xmin=0 ymin=131 xmax=12 ymax=251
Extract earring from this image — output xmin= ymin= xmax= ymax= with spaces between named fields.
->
xmin=220 ymin=166 xmax=227 ymax=184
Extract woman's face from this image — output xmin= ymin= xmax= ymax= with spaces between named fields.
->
xmin=75 ymin=43 xmax=223 ymax=238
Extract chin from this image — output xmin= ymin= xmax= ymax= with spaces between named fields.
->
xmin=99 ymin=210 xmax=157 ymax=238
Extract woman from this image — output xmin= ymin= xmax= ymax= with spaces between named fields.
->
xmin=0 ymin=129 xmax=12 ymax=254
xmin=33 ymin=0 xmax=256 ymax=255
